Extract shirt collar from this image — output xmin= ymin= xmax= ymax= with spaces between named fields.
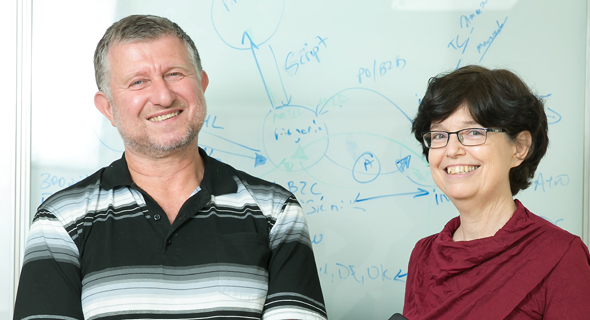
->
xmin=198 ymin=147 xmax=237 ymax=196
xmin=100 ymin=147 xmax=237 ymax=196
xmin=101 ymin=153 xmax=133 ymax=190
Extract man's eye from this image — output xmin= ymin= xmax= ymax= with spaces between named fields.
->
xmin=131 ymin=80 xmax=144 ymax=86
xmin=167 ymin=72 xmax=183 ymax=79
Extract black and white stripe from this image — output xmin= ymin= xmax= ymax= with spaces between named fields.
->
xmin=15 ymin=150 xmax=327 ymax=320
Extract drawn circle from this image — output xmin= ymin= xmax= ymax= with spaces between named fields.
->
xmin=306 ymin=87 xmax=433 ymax=188
xmin=352 ymin=152 xmax=381 ymax=183
xmin=211 ymin=0 xmax=284 ymax=50
xmin=262 ymin=106 xmax=328 ymax=172
xmin=92 ymin=115 xmax=124 ymax=152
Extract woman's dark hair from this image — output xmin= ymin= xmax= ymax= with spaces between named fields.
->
xmin=411 ymin=65 xmax=549 ymax=196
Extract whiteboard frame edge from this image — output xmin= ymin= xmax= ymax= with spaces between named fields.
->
xmin=14 ymin=0 xmax=33 ymax=302
xmin=584 ymin=0 xmax=590 ymax=247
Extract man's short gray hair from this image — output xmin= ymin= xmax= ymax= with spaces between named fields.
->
xmin=94 ymin=14 xmax=203 ymax=99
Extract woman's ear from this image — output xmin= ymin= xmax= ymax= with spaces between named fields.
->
xmin=512 ymin=130 xmax=532 ymax=167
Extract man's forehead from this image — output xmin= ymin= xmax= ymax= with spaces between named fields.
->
xmin=107 ymin=36 xmax=189 ymax=61
xmin=106 ymin=36 xmax=194 ymax=76
xmin=109 ymin=34 xmax=183 ymax=51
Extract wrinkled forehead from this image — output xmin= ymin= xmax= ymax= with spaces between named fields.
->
xmin=105 ymin=36 xmax=196 ymax=83
xmin=107 ymin=36 xmax=192 ymax=65
xmin=109 ymin=33 xmax=184 ymax=52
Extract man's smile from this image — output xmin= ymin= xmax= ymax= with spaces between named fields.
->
xmin=148 ymin=110 xmax=180 ymax=122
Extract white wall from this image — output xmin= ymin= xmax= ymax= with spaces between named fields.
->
xmin=1 ymin=0 xmax=18 ymax=318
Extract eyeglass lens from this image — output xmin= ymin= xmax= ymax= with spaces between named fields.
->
xmin=424 ymin=128 xmax=487 ymax=148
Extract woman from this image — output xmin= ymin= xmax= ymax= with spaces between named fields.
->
xmin=403 ymin=65 xmax=590 ymax=319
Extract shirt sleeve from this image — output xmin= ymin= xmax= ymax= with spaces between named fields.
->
xmin=13 ymin=209 xmax=84 ymax=320
xmin=262 ymin=195 xmax=328 ymax=320
xmin=543 ymin=237 xmax=590 ymax=319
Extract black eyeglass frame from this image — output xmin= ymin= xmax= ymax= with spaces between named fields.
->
xmin=421 ymin=128 xmax=506 ymax=149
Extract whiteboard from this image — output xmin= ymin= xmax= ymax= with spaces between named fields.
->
xmin=29 ymin=0 xmax=586 ymax=319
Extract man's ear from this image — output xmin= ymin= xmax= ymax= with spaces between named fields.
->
xmin=512 ymin=130 xmax=532 ymax=168
xmin=200 ymin=70 xmax=209 ymax=92
xmin=94 ymin=91 xmax=116 ymax=127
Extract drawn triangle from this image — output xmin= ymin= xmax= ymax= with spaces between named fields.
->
xmin=291 ymin=145 xmax=308 ymax=160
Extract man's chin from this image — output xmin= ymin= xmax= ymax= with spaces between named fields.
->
xmin=123 ymin=136 xmax=197 ymax=158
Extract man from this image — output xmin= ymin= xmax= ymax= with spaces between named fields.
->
xmin=14 ymin=15 xmax=327 ymax=320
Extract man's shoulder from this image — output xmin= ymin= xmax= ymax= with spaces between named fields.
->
xmin=38 ymin=167 xmax=106 ymax=212
xmin=38 ymin=155 xmax=130 ymax=212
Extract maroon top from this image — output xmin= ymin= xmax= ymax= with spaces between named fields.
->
xmin=403 ymin=200 xmax=590 ymax=320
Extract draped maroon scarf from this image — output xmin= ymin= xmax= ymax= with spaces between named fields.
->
xmin=403 ymin=200 xmax=590 ymax=319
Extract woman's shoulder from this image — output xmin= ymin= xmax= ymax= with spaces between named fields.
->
xmin=505 ymin=200 xmax=575 ymax=244
xmin=409 ymin=232 xmax=443 ymax=261
xmin=521 ymin=203 xmax=579 ymax=244
xmin=412 ymin=215 xmax=460 ymax=250
xmin=414 ymin=233 xmax=439 ymax=248
xmin=563 ymin=237 xmax=590 ymax=261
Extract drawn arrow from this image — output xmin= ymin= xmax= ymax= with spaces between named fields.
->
xmin=268 ymin=45 xmax=292 ymax=106
xmin=394 ymin=269 xmax=407 ymax=283
xmin=353 ymin=188 xmax=430 ymax=203
xmin=242 ymin=31 xmax=274 ymax=108
xmin=254 ymin=153 xmax=267 ymax=167
xmin=202 ymin=146 xmax=268 ymax=168
xmin=242 ymin=32 xmax=293 ymax=109
xmin=200 ymin=131 xmax=267 ymax=167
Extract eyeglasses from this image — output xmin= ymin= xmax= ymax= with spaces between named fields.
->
xmin=421 ymin=128 xmax=505 ymax=149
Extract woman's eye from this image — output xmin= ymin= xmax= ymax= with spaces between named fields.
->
xmin=467 ymin=129 xmax=484 ymax=136
xmin=432 ymin=133 xmax=447 ymax=140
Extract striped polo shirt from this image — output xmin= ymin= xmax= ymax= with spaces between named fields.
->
xmin=14 ymin=148 xmax=327 ymax=320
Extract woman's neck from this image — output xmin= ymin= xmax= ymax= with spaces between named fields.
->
xmin=452 ymin=195 xmax=517 ymax=241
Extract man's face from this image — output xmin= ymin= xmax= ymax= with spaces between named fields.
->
xmin=96 ymin=35 xmax=208 ymax=158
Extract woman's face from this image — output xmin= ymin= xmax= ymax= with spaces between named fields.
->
xmin=428 ymin=105 xmax=524 ymax=204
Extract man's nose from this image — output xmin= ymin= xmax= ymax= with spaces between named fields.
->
xmin=150 ymin=78 xmax=175 ymax=107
